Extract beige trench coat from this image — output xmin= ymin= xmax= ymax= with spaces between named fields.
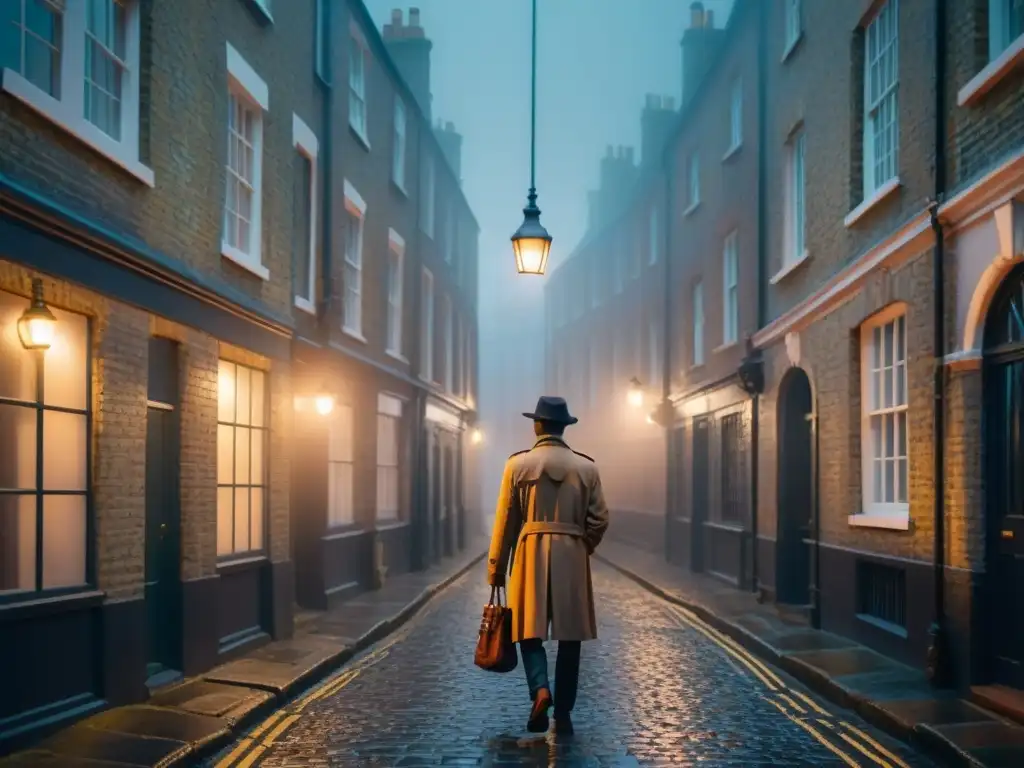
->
xmin=487 ymin=436 xmax=610 ymax=642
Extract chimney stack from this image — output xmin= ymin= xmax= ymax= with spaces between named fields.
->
xmin=593 ymin=142 xmax=638 ymax=228
xmin=680 ymin=1 xmax=727 ymax=106
xmin=383 ymin=7 xmax=433 ymax=120
xmin=641 ymin=93 xmax=678 ymax=167
xmin=434 ymin=119 xmax=463 ymax=184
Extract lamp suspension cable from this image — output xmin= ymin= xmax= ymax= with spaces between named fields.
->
xmin=529 ymin=0 xmax=537 ymax=198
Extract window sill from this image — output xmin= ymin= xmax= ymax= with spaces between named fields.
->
xmin=341 ymin=326 xmax=367 ymax=344
xmin=243 ymin=0 xmax=274 ymax=24
xmin=847 ymin=511 xmax=910 ymax=531
xmin=0 ymin=588 xmax=104 ymax=620
xmin=690 ymin=361 xmax=705 ymax=371
xmin=770 ymin=250 xmax=811 ymax=284
xmin=221 ymin=242 xmax=270 ymax=280
xmin=844 ymin=177 xmax=901 ymax=228
xmin=294 ymin=296 xmax=317 ymax=315
xmin=375 ymin=518 xmax=408 ymax=531
xmin=957 ymin=33 xmax=1024 ymax=107
xmin=386 ymin=349 xmax=409 ymax=364
xmin=781 ymin=31 xmax=803 ymax=63
xmin=391 ymin=178 xmax=408 ymax=198
xmin=2 ymin=68 xmax=155 ymax=187
xmin=722 ymin=142 xmax=742 ymax=162
xmin=713 ymin=341 xmax=738 ymax=354
xmin=323 ymin=524 xmax=365 ymax=541
xmin=216 ymin=554 xmax=269 ymax=574
xmin=683 ymin=200 xmax=701 ymax=217
xmin=350 ymin=122 xmax=371 ymax=152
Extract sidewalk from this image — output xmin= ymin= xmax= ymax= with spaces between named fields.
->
xmin=0 ymin=540 xmax=487 ymax=768
xmin=597 ymin=539 xmax=1024 ymax=768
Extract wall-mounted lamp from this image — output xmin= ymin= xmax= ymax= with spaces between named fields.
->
xmin=314 ymin=394 xmax=335 ymax=416
xmin=470 ymin=427 xmax=484 ymax=445
xmin=18 ymin=278 xmax=57 ymax=351
xmin=627 ymin=377 xmax=644 ymax=408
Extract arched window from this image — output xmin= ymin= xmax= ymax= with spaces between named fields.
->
xmin=985 ymin=263 xmax=1024 ymax=351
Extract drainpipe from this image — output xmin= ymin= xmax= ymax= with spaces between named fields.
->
xmin=317 ymin=9 xmax=334 ymax=337
xmin=410 ymin=127 xmax=430 ymax=572
xmin=810 ymin=405 xmax=822 ymax=627
xmin=926 ymin=0 xmax=950 ymax=691
xmin=661 ymin=164 xmax=675 ymax=564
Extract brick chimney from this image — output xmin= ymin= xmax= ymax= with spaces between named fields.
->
xmin=590 ymin=144 xmax=638 ymax=229
xmin=383 ymin=8 xmax=433 ymax=120
xmin=680 ymin=1 xmax=727 ymax=107
xmin=434 ymin=119 xmax=463 ymax=184
xmin=641 ymin=94 xmax=677 ymax=167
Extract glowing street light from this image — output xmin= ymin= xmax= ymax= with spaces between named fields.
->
xmin=627 ymin=377 xmax=644 ymax=408
xmin=471 ymin=427 xmax=484 ymax=445
xmin=18 ymin=278 xmax=57 ymax=351
xmin=314 ymin=394 xmax=335 ymax=416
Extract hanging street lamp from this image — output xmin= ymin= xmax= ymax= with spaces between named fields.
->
xmin=18 ymin=278 xmax=57 ymax=351
xmin=627 ymin=376 xmax=644 ymax=408
xmin=510 ymin=0 xmax=552 ymax=276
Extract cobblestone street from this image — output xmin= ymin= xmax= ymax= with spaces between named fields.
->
xmin=205 ymin=562 xmax=935 ymax=767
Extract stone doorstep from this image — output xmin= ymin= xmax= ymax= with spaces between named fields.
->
xmin=597 ymin=551 xmax=1024 ymax=768
xmin=0 ymin=548 xmax=487 ymax=768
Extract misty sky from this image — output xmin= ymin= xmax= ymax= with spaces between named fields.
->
xmin=363 ymin=0 xmax=735 ymax=510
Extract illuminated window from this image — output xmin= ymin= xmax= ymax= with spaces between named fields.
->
xmin=328 ymin=404 xmax=354 ymax=527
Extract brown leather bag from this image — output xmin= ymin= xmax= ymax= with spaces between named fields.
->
xmin=474 ymin=586 xmax=518 ymax=673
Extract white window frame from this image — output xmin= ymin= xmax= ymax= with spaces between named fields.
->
xmin=862 ymin=0 xmax=899 ymax=199
xmin=292 ymin=114 xmax=318 ymax=313
xmin=386 ymin=228 xmax=405 ymax=359
xmin=443 ymin=295 xmax=454 ymax=392
xmin=392 ymin=97 xmax=406 ymax=191
xmin=376 ymin=394 xmax=402 ymax=520
xmin=728 ymin=79 xmax=742 ymax=153
xmin=854 ymin=305 xmax=910 ymax=529
xmin=1 ymin=0 xmax=152 ymax=185
xmin=221 ymin=44 xmax=269 ymax=280
xmin=348 ymin=30 xmax=368 ymax=146
xmin=989 ymin=0 xmax=1024 ymax=60
xmin=421 ymin=154 xmax=436 ymax=238
xmin=692 ymin=281 xmax=705 ymax=366
xmin=722 ymin=232 xmax=739 ymax=346
xmin=649 ymin=207 xmax=659 ymax=265
xmin=420 ymin=268 xmax=434 ymax=382
xmin=784 ymin=0 xmax=802 ymax=57
xmin=956 ymin=0 xmax=1024 ymax=105
xmin=251 ymin=0 xmax=272 ymax=21
xmin=784 ymin=129 xmax=807 ymax=268
xmin=342 ymin=179 xmax=366 ymax=339
xmin=327 ymin=403 xmax=355 ymax=529
xmin=686 ymin=153 xmax=700 ymax=213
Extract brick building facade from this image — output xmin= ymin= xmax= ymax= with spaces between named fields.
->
xmin=0 ymin=0 xmax=479 ymax=752
xmin=546 ymin=0 xmax=1024 ymax=694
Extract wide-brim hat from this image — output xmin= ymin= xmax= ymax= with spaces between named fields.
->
xmin=522 ymin=396 xmax=578 ymax=425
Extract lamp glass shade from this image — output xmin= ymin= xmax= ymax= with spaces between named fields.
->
xmin=314 ymin=395 xmax=335 ymax=416
xmin=471 ymin=428 xmax=483 ymax=445
xmin=627 ymin=388 xmax=644 ymax=408
xmin=511 ymin=206 xmax=552 ymax=275
xmin=18 ymin=306 xmax=56 ymax=350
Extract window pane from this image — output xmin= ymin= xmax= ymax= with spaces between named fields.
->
xmin=896 ymin=362 xmax=906 ymax=406
xmin=251 ymin=429 xmax=265 ymax=485
xmin=896 ymin=410 xmax=907 ymax=458
xmin=896 ymin=315 xmax=906 ymax=363
xmin=234 ymin=426 xmax=250 ymax=485
xmin=0 ymin=292 xmax=39 ymax=402
xmin=897 ymin=457 xmax=908 ymax=504
xmin=884 ymin=413 xmax=894 ymax=459
xmin=216 ymin=487 xmax=233 ymax=555
xmin=250 ymin=370 xmax=265 ymax=428
xmin=250 ymin=487 xmax=264 ymax=550
xmin=884 ymin=360 xmax=893 ymax=408
xmin=218 ymin=361 xmax=236 ymax=422
xmin=884 ymin=459 xmax=895 ymax=504
xmin=0 ymin=494 xmax=36 ymax=592
xmin=0 ymin=404 xmax=37 ymax=490
xmin=42 ymin=494 xmax=86 ymax=589
xmin=883 ymin=321 xmax=894 ymax=367
xmin=292 ymin=154 xmax=313 ymax=302
xmin=235 ymin=366 xmax=251 ymax=426
xmin=217 ymin=424 xmax=234 ymax=484
xmin=233 ymin=488 xmax=250 ymax=551
xmin=43 ymin=308 xmax=89 ymax=411
xmin=43 ymin=411 xmax=86 ymax=491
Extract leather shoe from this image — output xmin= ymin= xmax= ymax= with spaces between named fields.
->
xmin=527 ymin=687 xmax=552 ymax=732
xmin=553 ymin=712 xmax=574 ymax=735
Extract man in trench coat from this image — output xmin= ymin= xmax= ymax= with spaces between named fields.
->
xmin=487 ymin=396 xmax=610 ymax=735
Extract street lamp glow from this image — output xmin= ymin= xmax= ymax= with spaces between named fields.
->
xmin=627 ymin=377 xmax=644 ymax=408
xmin=18 ymin=279 xmax=57 ymax=351
xmin=471 ymin=428 xmax=484 ymax=445
xmin=314 ymin=394 xmax=335 ymax=416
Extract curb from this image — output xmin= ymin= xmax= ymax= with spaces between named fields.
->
xmin=597 ymin=554 xmax=979 ymax=768
xmin=186 ymin=551 xmax=486 ymax=766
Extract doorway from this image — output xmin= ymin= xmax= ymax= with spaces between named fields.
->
xmin=443 ymin=444 xmax=455 ymax=556
xmin=984 ymin=264 xmax=1024 ymax=688
xmin=431 ymin=438 xmax=442 ymax=563
xmin=691 ymin=416 xmax=710 ymax=573
xmin=776 ymin=367 xmax=813 ymax=606
xmin=145 ymin=338 xmax=182 ymax=685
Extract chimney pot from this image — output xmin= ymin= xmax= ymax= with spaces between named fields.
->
xmin=664 ymin=96 xmax=675 ymax=110
xmin=689 ymin=1 xmax=704 ymax=28
xmin=391 ymin=9 xmax=402 ymax=25
xmin=705 ymin=9 xmax=714 ymax=27
xmin=409 ymin=7 xmax=421 ymax=27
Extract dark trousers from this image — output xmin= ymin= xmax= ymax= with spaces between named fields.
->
xmin=519 ymin=638 xmax=581 ymax=714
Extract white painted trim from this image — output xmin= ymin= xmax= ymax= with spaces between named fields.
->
xmin=292 ymin=114 xmax=318 ymax=156
xmin=294 ymin=297 xmax=316 ymax=315
xmin=844 ymin=177 xmax=901 ymax=228
xmin=722 ymin=142 xmax=742 ymax=162
xmin=386 ymin=349 xmax=410 ymax=364
xmin=221 ymin=241 xmax=270 ymax=280
xmin=378 ymin=392 xmax=403 ymax=417
xmin=943 ymin=350 xmax=982 ymax=371
xmin=753 ymin=213 xmax=933 ymax=349
xmin=781 ymin=31 xmax=803 ymax=63
xmin=938 ymin=147 xmax=1024 ymax=231
xmin=388 ymin=228 xmax=406 ymax=254
xmin=957 ymin=31 xmax=1024 ymax=107
xmin=341 ymin=327 xmax=367 ymax=343
xmin=770 ymin=250 xmax=810 ymax=285
xmin=847 ymin=512 xmax=910 ymax=531
xmin=343 ymin=179 xmax=367 ymax=215
xmin=226 ymin=43 xmax=269 ymax=111
xmin=292 ymin=113 xmax=319 ymax=310
xmin=251 ymin=0 xmax=274 ymax=23
xmin=683 ymin=200 xmax=701 ymax=217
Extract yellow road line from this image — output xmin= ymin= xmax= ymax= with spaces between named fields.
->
xmin=792 ymin=689 xmax=831 ymax=716
xmin=665 ymin=608 xmax=779 ymax=690
xmin=235 ymin=745 xmax=265 ymax=768
xmin=262 ymin=713 xmax=300 ymax=745
xmin=777 ymin=692 xmax=807 ymax=715
xmin=214 ymin=737 xmax=255 ymax=768
xmin=840 ymin=722 xmax=912 ymax=768
xmin=764 ymin=698 xmax=858 ymax=767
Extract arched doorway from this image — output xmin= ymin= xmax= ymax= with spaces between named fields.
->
xmin=984 ymin=263 xmax=1024 ymax=688
xmin=776 ymin=367 xmax=813 ymax=606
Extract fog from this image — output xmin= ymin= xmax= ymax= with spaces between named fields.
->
xmin=363 ymin=0 xmax=734 ymax=520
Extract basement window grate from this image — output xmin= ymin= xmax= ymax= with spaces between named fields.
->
xmin=855 ymin=560 xmax=906 ymax=630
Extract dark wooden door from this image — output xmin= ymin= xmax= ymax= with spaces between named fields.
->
xmin=777 ymin=368 xmax=813 ymax=606
xmin=987 ymin=358 xmax=1024 ymax=687
xmin=145 ymin=405 xmax=181 ymax=676
xmin=443 ymin=445 xmax=455 ymax=557
xmin=691 ymin=417 xmax=710 ymax=573
xmin=431 ymin=439 xmax=442 ymax=562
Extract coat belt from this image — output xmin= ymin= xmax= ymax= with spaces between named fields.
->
xmin=517 ymin=521 xmax=584 ymax=540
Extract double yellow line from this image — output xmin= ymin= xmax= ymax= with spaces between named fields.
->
xmin=663 ymin=602 xmax=912 ymax=768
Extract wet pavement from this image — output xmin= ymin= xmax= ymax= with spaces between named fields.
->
xmin=204 ymin=562 xmax=936 ymax=767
